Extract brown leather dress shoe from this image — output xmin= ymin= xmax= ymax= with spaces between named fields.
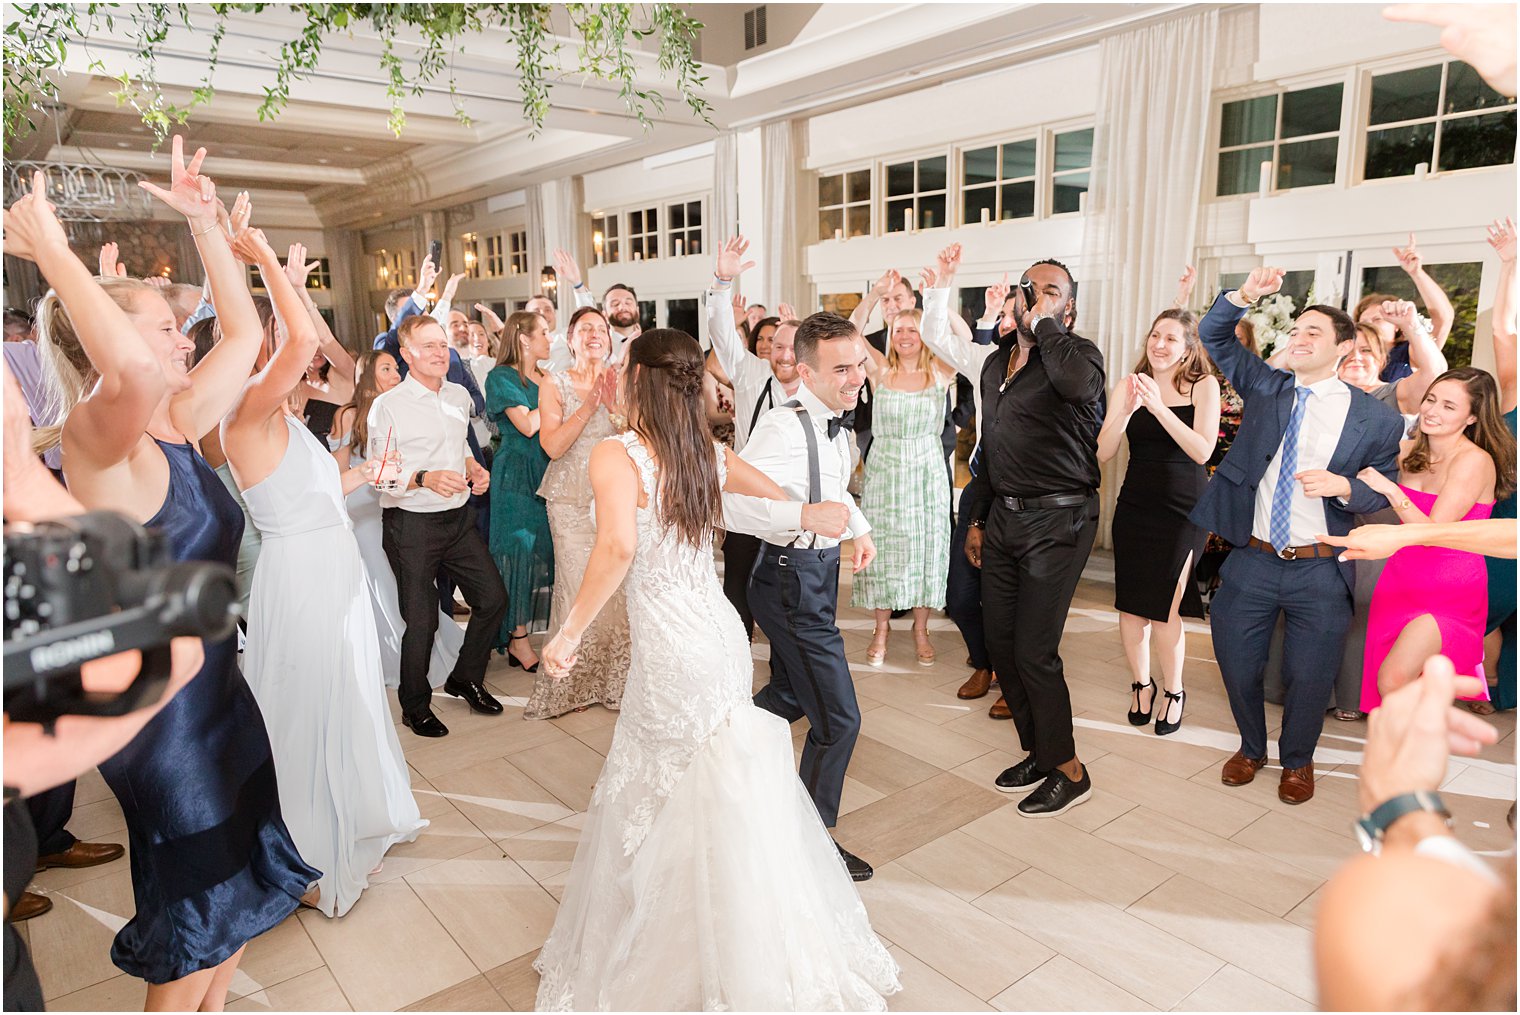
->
xmin=988 ymin=695 xmax=1011 ymax=720
xmin=10 ymin=892 xmax=52 ymax=921
xmin=1278 ymin=764 xmax=1314 ymax=804
xmin=1220 ymin=751 xmax=1267 ymax=786
xmin=35 ymin=840 xmax=125 ymax=871
xmin=958 ymin=669 xmax=995 ymax=700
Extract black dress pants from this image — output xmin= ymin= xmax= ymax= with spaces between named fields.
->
xmin=721 ymin=531 xmax=762 ymax=641
xmin=383 ymin=504 xmax=509 ymax=719
xmin=750 ymin=544 xmax=860 ymax=828
xmin=980 ymin=496 xmax=1098 ymax=771
xmin=25 ymin=781 xmax=76 ymax=856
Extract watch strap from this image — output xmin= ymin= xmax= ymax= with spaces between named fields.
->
xmin=415 ymin=469 xmax=429 ymax=489
xmin=1356 ymin=790 xmax=1450 ymax=851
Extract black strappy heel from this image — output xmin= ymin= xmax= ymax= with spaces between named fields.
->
xmin=506 ymin=634 xmax=539 ymax=673
xmin=1128 ymin=680 xmax=1154 ymax=726
xmin=1155 ymin=688 xmax=1186 ymax=736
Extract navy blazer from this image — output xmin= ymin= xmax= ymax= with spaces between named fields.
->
xmin=1188 ymin=291 xmax=1404 ymax=593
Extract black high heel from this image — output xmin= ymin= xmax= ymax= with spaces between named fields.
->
xmin=507 ymin=634 xmax=540 ymax=674
xmin=1128 ymin=680 xmax=1155 ymax=726
xmin=1155 ymin=687 xmax=1186 ymax=736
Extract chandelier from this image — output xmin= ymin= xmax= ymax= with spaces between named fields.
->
xmin=4 ymin=159 xmax=154 ymax=222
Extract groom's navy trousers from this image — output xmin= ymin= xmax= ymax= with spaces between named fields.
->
xmin=750 ymin=542 xmax=860 ymax=828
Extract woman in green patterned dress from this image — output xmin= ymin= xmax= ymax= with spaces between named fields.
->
xmin=487 ymin=311 xmax=555 ymax=671
xmin=855 ymin=307 xmax=955 ymax=667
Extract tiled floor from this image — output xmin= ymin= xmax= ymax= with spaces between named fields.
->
xmin=28 ymin=553 xmax=1517 ymax=1011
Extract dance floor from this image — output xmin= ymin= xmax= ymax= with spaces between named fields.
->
xmin=26 ymin=549 xmax=1517 ymax=1011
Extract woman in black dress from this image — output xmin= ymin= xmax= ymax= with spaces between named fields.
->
xmin=1098 ymin=309 xmax=1220 ymax=735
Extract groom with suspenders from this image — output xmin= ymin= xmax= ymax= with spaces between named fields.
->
xmin=722 ymin=310 xmax=879 ymax=882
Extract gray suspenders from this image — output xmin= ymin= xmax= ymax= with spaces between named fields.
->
xmin=783 ymin=400 xmax=822 ymax=548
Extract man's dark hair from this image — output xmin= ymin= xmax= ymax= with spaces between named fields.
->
xmin=1030 ymin=257 xmax=1076 ymax=297
xmin=794 ymin=312 xmax=858 ymax=368
xmin=893 ymin=274 xmax=916 ymax=301
xmin=1299 ymin=304 xmax=1356 ymax=345
xmin=4 ymin=308 xmax=34 ymax=332
xmin=604 ymin=282 xmax=637 ymax=302
xmin=384 ymin=287 xmax=412 ymax=321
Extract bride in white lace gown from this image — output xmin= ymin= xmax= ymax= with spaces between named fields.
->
xmin=535 ymin=332 xmax=899 ymax=1011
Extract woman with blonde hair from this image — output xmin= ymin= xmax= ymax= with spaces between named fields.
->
xmin=854 ymin=297 xmax=957 ymax=667
xmin=487 ymin=310 xmax=555 ymax=669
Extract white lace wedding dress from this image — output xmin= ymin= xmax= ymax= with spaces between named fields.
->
xmin=534 ymin=433 xmax=899 ymax=1011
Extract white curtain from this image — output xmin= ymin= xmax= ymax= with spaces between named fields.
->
xmin=525 ymin=182 xmax=547 ymax=294
xmin=1079 ymin=8 xmax=1219 ymax=545
xmin=541 ymin=176 xmax=586 ymax=293
xmin=761 ymin=119 xmax=808 ymax=309
xmin=712 ymin=131 xmax=740 ymax=246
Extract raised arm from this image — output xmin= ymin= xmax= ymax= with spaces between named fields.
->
xmin=431 ymin=271 xmax=467 ymax=323
xmin=1383 ymin=299 xmax=1448 ymax=414
xmin=1172 ymin=265 xmax=1198 ymax=311
xmin=1096 ymin=376 xmax=1137 ymax=465
xmin=137 ymin=139 xmax=265 ymax=441
xmin=918 ymin=244 xmax=985 ymax=380
xmin=851 ymin=269 xmax=897 ymax=335
xmin=1394 ymin=233 xmax=1455 ymax=348
xmin=227 ymin=228 xmax=318 ymax=423
xmin=4 ymin=172 xmax=165 ymax=469
xmin=284 ymin=242 xmax=356 ymax=381
xmin=1199 ymin=267 xmax=1287 ymax=398
xmin=1488 ymin=217 xmax=1516 ymax=412
xmin=708 ymin=236 xmax=764 ymax=384
xmin=1133 ymin=371 xmax=1221 ymax=465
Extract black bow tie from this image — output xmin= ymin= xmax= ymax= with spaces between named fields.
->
xmin=827 ymin=411 xmax=856 ymax=439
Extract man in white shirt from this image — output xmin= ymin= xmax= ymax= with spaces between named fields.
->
xmin=706 ymin=236 xmax=806 ymax=638
xmin=724 ymin=312 xmax=878 ymax=881
xmin=1191 ymin=267 xmax=1404 ymax=804
xmin=369 ymin=316 xmax=508 ymax=738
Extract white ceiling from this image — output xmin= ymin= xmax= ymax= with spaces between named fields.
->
xmin=26 ymin=2 xmax=1193 ymax=225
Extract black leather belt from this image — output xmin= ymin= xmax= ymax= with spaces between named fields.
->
xmin=999 ymin=491 xmax=1093 ymax=511
xmin=760 ymin=544 xmax=840 ymax=566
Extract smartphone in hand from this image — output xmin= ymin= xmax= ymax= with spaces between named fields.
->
xmin=429 ymin=239 xmax=443 ymax=273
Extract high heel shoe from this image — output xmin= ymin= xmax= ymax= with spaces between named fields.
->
xmin=913 ymin=630 xmax=935 ymax=667
xmin=1155 ymin=687 xmax=1186 ymax=736
xmin=1127 ymin=680 xmax=1154 ymax=726
xmin=866 ymin=629 xmax=888 ymax=666
xmin=506 ymin=634 xmax=540 ymax=673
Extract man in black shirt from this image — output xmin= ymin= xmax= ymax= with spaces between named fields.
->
xmin=962 ymin=258 xmax=1105 ymax=817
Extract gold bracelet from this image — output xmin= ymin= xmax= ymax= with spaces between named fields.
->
xmin=190 ymin=220 xmax=219 ymax=237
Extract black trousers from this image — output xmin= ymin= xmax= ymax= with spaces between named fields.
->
xmin=946 ymin=503 xmax=990 ymax=671
xmin=721 ymin=531 xmax=762 ymax=641
xmin=981 ymin=496 xmax=1098 ymax=771
xmin=383 ymin=504 xmax=509 ymax=718
xmin=750 ymin=544 xmax=860 ymax=828
xmin=24 ymin=781 xmax=76 ymax=856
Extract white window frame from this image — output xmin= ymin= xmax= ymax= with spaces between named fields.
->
xmin=1357 ymin=56 xmax=1518 ymax=185
xmin=816 ymin=166 xmax=873 ymax=241
xmin=957 ymin=135 xmax=1039 ymax=226
xmin=592 ymin=213 xmax=621 ymax=265
xmin=460 ymin=232 xmax=481 ymax=279
xmin=373 ymin=248 xmax=416 ymax=290
xmin=1210 ymin=77 xmax=1348 ymax=201
xmin=1047 ymin=124 xmax=1097 ymax=217
xmin=509 ymin=229 xmax=529 ymax=277
xmin=881 ymin=151 xmax=950 ymax=233
xmin=483 ymin=233 xmax=504 ymax=278
xmin=665 ymin=196 xmax=705 ymax=258
xmin=627 ymin=206 xmax=660 ymax=261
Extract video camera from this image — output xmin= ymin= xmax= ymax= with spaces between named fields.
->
xmin=4 ymin=512 xmax=239 ymax=727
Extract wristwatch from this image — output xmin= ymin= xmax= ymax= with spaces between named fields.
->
xmin=1354 ymin=790 xmax=1450 ymax=854
xmin=414 ymin=469 xmax=429 ymax=489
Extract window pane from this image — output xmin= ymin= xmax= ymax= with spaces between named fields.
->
xmin=846 ymin=170 xmax=870 ymax=202
xmin=1445 ymin=60 xmax=1510 ymax=114
xmin=1216 ymin=145 xmax=1273 ymax=195
xmin=1002 ymin=139 xmax=1037 ymax=179
xmin=645 ymin=208 xmax=658 ymax=232
xmin=1000 ymin=180 xmax=1035 ymax=219
xmin=918 ymin=194 xmax=946 ymax=230
xmin=645 ymin=233 xmax=658 ymax=258
xmin=818 ymin=173 xmax=843 ymax=207
xmin=846 ymin=205 xmax=870 ymax=238
xmin=963 ymin=147 xmax=997 ymax=186
xmin=1054 ymin=129 xmax=1094 ymax=171
xmin=1277 ymin=136 xmax=1338 ymax=189
xmin=688 ymin=202 xmax=702 ymax=226
xmin=605 ymin=217 xmax=618 ymax=238
xmin=667 ymin=298 xmax=699 ymax=337
xmin=669 ymin=203 xmax=685 ymax=229
xmin=685 ymin=232 xmax=702 ymax=257
xmin=963 ymin=185 xmax=996 ymax=225
xmin=1370 ymin=65 xmax=1441 ymax=125
xmin=1052 ymin=171 xmax=1088 ymax=214
xmin=1364 ymin=121 xmax=1436 ymax=179
xmin=638 ymin=300 xmax=655 ymax=328
xmin=1281 ymin=83 xmax=1343 ymax=138
xmin=629 ymin=209 xmax=643 ymax=232
xmin=818 ymin=208 xmax=843 ymax=241
xmin=630 ymin=236 xmax=644 ymax=259
xmin=886 ymin=197 xmax=913 ymax=232
xmin=1362 ymin=261 xmax=1483 ymax=365
xmin=886 ymin=162 xmax=914 ymax=197
xmin=1439 ymin=110 xmax=1518 ymax=171
xmin=917 ymin=156 xmax=947 ymax=192
xmin=1220 ymin=95 xmax=1277 ymax=147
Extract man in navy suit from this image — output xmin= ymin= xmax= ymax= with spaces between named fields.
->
xmin=1191 ymin=267 xmax=1404 ymax=804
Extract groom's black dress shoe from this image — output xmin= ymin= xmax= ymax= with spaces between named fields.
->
xmin=445 ymin=679 xmax=504 ymax=715
xmin=402 ymin=711 xmax=449 ymax=737
xmin=836 ymin=842 xmax=874 ymax=882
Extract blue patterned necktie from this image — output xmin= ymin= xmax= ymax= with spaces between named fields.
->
xmin=1269 ymin=387 xmax=1312 ymax=552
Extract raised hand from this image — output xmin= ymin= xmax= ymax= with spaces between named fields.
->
xmin=731 ymin=291 xmax=748 ymax=319
xmin=143 ymin=275 xmax=171 ymax=290
xmin=2 ymin=172 xmax=71 ymax=263
xmin=219 ymin=191 xmax=251 ymax=243
xmin=1392 ymin=233 xmax=1423 ymax=276
xmin=552 ymin=248 xmax=583 ymax=289
xmin=440 ymin=271 xmax=467 ymax=304
xmin=918 ymin=267 xmax=938 ymax=292
xmin=416 ymin=254 xmax=439 ymax=296
xmin=934 ymin=242 xmax=962 ymax=284
xmin=137 ymin=135 xmax=218 ymax=228
xmin=283 ymin=242 xmax=321 ymax=290
xmin=870 ymin=268 xmax=901 ymax=301
xmin=1487 ymin=217 xmax=1516 ymax=264
xmin=474 ymin=302 xmax=505 ymax=335
xmin=229 ymin=227 xmax=278 ymax=269
xmin=983 ymin=274 xmax=1011 ymax=320
xmin=1173 ymin=264 xmax=1197 ymax=309
xmin=714 ymin=236 xmax=755 ymax=281
xmin=777 ymin=302 xmax=797 ymax=322
xmin=1238 ymin=266 xmax=1286 ymax=303
xmin=98 ymin=241 xmax=127 ymax=278
xmin=1380 ymin=299 xmax=1421 ymax=334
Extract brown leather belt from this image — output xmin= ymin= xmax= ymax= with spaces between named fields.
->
xmin=1246 ymin=536 xmax=1337 ymax=561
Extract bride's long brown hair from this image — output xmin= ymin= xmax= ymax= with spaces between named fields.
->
xmin=621 ymin=329 xmax=722 ymax=548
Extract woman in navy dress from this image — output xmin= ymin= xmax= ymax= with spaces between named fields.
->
xmin=20 ymin=145 xmax=317 ymax=1009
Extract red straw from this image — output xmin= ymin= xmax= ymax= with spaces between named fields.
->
xmin=379 ymin=426 xmax=393 ymax=483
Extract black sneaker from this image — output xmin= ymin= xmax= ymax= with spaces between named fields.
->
xmin=836 ymin=842 xmax=874 ymax=882
xmin=994 ymin=755 xmax=1047 ymax=795
xmin=1017 ymin=767 xmax=1092 ymax=818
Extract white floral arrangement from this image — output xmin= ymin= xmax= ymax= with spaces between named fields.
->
xmin=1242 ymin=292 xmax=1297 ymax=357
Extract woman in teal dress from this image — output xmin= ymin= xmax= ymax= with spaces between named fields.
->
xmin=488 ymin=310 xmax=555 ymax=671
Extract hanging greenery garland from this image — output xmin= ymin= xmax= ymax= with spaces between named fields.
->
xmin=2 ymin=2 xmax=710 ymax=150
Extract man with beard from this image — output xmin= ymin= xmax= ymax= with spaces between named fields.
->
xmin=601 ymin=282 xmax=643 ymax=356
xmin=958 ymin=254 xmax=1105 ymax=818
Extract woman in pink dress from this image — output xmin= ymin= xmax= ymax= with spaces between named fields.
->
xmin=1359 ymin=368 xmax=1516 ymax=711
